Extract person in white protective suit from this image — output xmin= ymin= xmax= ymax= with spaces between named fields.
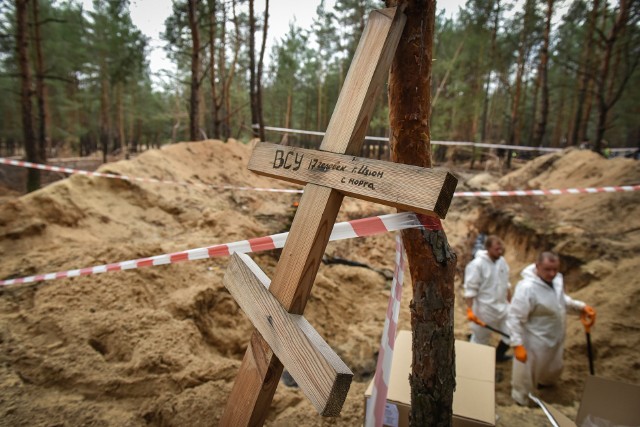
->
xmin=463 ymin=235 xmax=512 ymax=362
xmin=508 ymin=252 xmax=596 ymax=406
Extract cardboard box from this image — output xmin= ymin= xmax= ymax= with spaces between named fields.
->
xmin=530 ymin=376 xmax=640 ymax=427
xmin=364 ymin=330 xmax=495 ymax=426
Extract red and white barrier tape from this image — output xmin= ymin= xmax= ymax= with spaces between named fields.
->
xmin=366 ymin=234 xmax=405 ymax=427
xmin=0 ymin=212 xmax=424 ymax=287
xmin=3 ymin=156 xmax=639 ymax=198
xmin=454 ymin=185 xmax=640 ymax=197
xmin=0 ymin=157 xmax=303 ymax=194
xmin=364 ymin=218 xmax=443 ymax=426
xmin=259 ymin=125 xmax=639 ymax=154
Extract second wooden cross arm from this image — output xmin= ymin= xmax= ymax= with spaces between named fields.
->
xmin=248 ymin=142 xmax=458 ymax=219
xmin=224 ymin=253 xmax=353 ymax=417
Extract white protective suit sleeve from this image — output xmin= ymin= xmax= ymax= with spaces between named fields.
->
xmin=463 ymin=260 xmax=482 ymax=298
xmin=506 ymin=282 xmax=531 ymax=347
xmin=564 ymin=293 xmax=586 ymax=315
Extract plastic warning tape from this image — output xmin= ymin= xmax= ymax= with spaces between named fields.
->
xmin=0 ymin=212 xmax=425 ymax=287
xmin=260 ymin=125 xmax=638 ymax=153
xmin=0 ymin=157 xmax=303 ymax=194
xmin=365 ymin=217 xmax=444 ymax=426
xmin=4 ymin=157 xmax=639 ymax=198
xmin=453 ymin=185 xmax=640 ymax=197
xmin=366 ymin=234 xmax=405 ymax=427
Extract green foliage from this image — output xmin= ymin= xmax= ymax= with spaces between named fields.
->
xmin=0 ymin=0 xmax=170 ymax=157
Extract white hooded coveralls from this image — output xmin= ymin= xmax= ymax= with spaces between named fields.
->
xmin=463 ymin=250 xmax=511 ymax=345
xmin=507 ymin=264 xmax=586 ymax=405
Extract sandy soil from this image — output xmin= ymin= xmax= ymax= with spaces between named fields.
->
xmin=0 ymin=141 xmax=638 ymax=426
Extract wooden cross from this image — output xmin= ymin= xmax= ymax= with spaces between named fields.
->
xmin=220 ymin=7 xmax=457 ymax=425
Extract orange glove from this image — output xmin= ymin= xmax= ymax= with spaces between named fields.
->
xmin=581 ymin=305 xmax=596 ymax=333
xmin=466 ymin=307 xmax=485 ymax=326
xmin=514 ymin=345 xmax=527 ymax=363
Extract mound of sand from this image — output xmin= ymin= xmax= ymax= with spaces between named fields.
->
xmin=0 ymin=142 xmax=638 ymax=426
xmin=0 ymin=140 xmax=412 ymax=426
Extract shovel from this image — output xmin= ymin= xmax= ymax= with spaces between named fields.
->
xmin=470 ymin=313 xmax=511 ymax=339
xmin=581 ymin=310 xmax=596 ymax=375
xmin=482 ymin=323 xmax=510 ymax=339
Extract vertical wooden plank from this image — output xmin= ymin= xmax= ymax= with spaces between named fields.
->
xmin=321 ymin=8 xmax=406 ymax=155
xmin=220 ymin=334 xmax=280 ymax=426
xmin=220 ymin=7 xmax=406 ymax=425
xmin=270 ymin=185 xmax=344 ymax=314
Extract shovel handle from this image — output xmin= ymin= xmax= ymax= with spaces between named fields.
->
xmin=586 ymin=332 xmax=595 ymax=375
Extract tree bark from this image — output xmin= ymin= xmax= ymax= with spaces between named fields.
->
xmin=116 ymin=82 xmax=127 ymax=157
xmin=532 ymin=0 xmax=553 ymax=148
xmin=31 ymin=0 xmax=48 ymax=162
xmin=595 ymin=0 xmax=635 ymax=153
xmin=187 ymin=0 xmax=201 ymax=142
xmin=128 ymin=86 xmax=136 ymax=153
xmin=207 ymin=0 xmax=220 ymax=139
xmin=99 ymin=64 xmax=111 ymax=163
xmin=281 ymin=89 xmax=292 ymax=146
xmin=570 ymin=0 xmax=600 ymax=146
xmin=386 ymin=1 xmax=457 ymax=425
xmin=551 ymin=85 xmax=567 ymax=147
xmin=256 ymin=0 xmax=269 ymax=142
xmin=249 ymin=0 xmax=258 ymax=138
xmin=16 ymin=0 xmax=39 ymax=192
xmin=528 ymin=65 xmax=541 ymax=146
xmin=223 ymin=0 xmax=240 ymax=139
xmin=506 ymin=0 xmax=533 ymax=168
xmin=480 ymin=0 xmax=500 ymax=145
xmin=217 ymin=1 xmax=227 ymax=138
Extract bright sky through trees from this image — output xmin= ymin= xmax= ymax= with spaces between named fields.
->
xmin=81 ymin=0 xmax=467 ymax=84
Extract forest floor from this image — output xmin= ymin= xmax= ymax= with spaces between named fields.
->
xmin=0 ymin=140 xmax=638 ymax=426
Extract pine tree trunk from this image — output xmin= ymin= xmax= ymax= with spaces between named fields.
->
xmin=281 ymin=90 xmax=292 ymax=146
xmin=31 ymin=0 xmax=48 ymax=162
xmin=506 ymin=1 xmax=532 ymax=168
xmin=571 ymin=0 xmax=599 ymax=146
xmin=528 ymin=67 xmax=540 ymax=146
xmin=99 ymin=59 xmax=111 ymax=164
xmin=256 ymin=0 xmax=268 ymax=142
xmin=116 ymin=83 xmax=126 ymax=157
xmin=595 ymin=0 xmax=631 ymax=153
xmin=16 ymin=0 xmax=39 ymax=192
xmin=217 ymin=1 xmax=227 ymax=138
xmin=578 ymin=76 xmax=595 ymax=144
xmin=480 ymin=0 xmax=500 ymax=146
xmin=317 ymin=77 xmax=323 ymax=131
xmin=198 ymin=83 xmax=206 ymax=138
xmin=128 ymin=87 xmax=136 ymax=153
xmin=533 ymin=0 xmax=553 ymax=147
xmin=248 ymin=0 xmax=258 ymax=138
xmin=223 ymin=0 xmax=240 ymax=139
xmin=552 ymin=85 xmax=566 ymax=147
xmin=208 ymin=0 xmax=220 ymax=139
xmin=386 ymin=1 xmax=457 ymax=425
xmin=71 ymin=75 xmax=82 ymax=155
xmin=187 ymin=0 xmax=200 ymax=142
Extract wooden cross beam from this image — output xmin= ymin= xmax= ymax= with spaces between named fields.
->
xmin=248 ymin=142 xmax=457 ymax=218
xmin=224 ymin=252 xmax=352 ymax=416
xmin=220 ymin=6 xmax=457 ymax=425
